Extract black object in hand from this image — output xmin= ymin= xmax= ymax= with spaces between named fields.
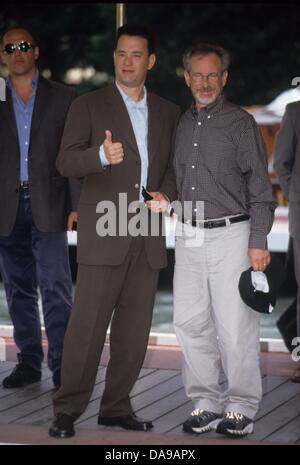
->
xmin=142 ymin=186 xmax=153 ymax=201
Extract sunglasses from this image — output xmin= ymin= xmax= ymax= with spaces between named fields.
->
xmin=2 ymin=41 xmax=36 ymax=54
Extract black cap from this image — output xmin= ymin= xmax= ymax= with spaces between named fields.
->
xmin=239 ymin=254 xmax=285 ymax=314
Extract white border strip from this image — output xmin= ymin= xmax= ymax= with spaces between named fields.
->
xmin=0 ymin=337 xmax=6 ymax=361
xmin=0 ymin=325 xmax=289 ymax=354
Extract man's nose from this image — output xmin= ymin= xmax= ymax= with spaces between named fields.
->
xmin=124 ymin=55 xmax=133 ymax=65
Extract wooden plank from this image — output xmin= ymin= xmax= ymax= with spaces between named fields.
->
xmin=256 ymin=380 xmax=300 ymax=420
xmin=0 ymin=378 xmax=54 ymax=413
xmin=77 ymin=368 xmax=174 ymax=426
xmin=80 ymin=367 xmax=155 ymax=416
xmin=252 ymin=391 xmax=300 ymax=441
xmin=131 ymin=369 xmax=178 ymax=397
xmin=0 ymin=357 xmax=298 ymax=445
xmin=0 ymin=388 xmax=54 ymax=423
xmin=16 ymin=367 xmax=155 ymax=427
xmin=0 ymin=366 xmax=52 ymax=400
xmin=152 ymin=399 xmax=193 ymax=434
xmin=161 ymin=373 xmax=228 ymax=435
xmin=0 ymin=361 xmax=15 ymax=375
xmin=12 ymin=367 xmax=153 ymax=426
xmin=15 ymin=402 xmax=56 ymax=427
xmin=266 ymin=414 xmax=300 ymax=443
xmin=136 ymin=387 xmax=189 ymax=421
xmin=136 ymin=368 xmax=158 ymax=380
xmin=132 ymin=373 xmax=184 ymax=411
xmin=14 ymin=367 xmax=107 ymax=426
xmin=262 ymin=376 xmax=288 ymax=394
xmin=3 ymin=367 xmax=106 ymax=424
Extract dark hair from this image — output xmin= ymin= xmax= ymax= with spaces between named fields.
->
xmin=0 ymin=25 xmax=38 ymax=48
xmin=183 ymin=43 xmax=230 ymax=72
xmin=114 ymin=24 xmax=155 ymax=55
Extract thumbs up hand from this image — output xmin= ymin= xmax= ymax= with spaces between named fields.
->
xmin=103 ymin=130 xmax=124 ymax=165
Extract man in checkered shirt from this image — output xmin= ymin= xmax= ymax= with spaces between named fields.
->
xmin=173 ymin=43 xmax=276 ymax=437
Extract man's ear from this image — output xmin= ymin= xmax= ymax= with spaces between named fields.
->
xmin=147 ymin=53 xmax=156 ymax=70
xmin=184 ymin=70 xmax=191 ymax=88
xmin=34 ymin=46 xmax=39 ymax=61
xmin=222 ymin=69 xmax=228 ymax=88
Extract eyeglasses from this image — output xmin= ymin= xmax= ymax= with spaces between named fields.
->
xmin=2 ymin=41 xmax=36 ymax=54
xmin=189 ymin=72 xmax=223 ymax=82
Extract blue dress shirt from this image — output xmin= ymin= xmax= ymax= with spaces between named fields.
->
xmin=99 ymin=82 xmax=149 ymax=202
xmin=7 ymin=70 xmax=39 ymax=182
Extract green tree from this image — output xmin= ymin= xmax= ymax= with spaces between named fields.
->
xmin=1 ymin=3 xmax=300 ymax=109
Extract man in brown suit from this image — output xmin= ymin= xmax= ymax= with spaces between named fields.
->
xmin=49 ymin=25 xmax=180 ymax=438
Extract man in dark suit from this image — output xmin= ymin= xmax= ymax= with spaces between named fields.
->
xmin=274 ymin=101 xmax=300 ymax=382
xmin=49 ymin=24 xmax=180 ymax=438
xmin=0 ymin=27 xmax=78 ymax=389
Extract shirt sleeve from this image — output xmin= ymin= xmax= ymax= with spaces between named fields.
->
xmin=273 ymin=105 xmax=296 ymax=199
xmin=99 ymin=144 xmax=110 ymax=167
xmin=236 ymin=117 xmax=276 ymax=250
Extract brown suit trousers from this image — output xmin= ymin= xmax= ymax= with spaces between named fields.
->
xmin=53 ymin=236 xmax=159 ymax=418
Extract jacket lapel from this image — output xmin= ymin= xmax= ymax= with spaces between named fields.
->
xmin=104 ymin=84 xmax=139 ymax=158
xmin=30 ymin=75 xmax=52 ymax=140
xmin=0 ymin=88 xmax=18 ymax=140
xmin=147 ymin=92 xmax=162 ymax=167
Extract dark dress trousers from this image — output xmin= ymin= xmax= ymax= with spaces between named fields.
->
xmin=53 ymin=84 xmax=180 ymax=419
xmin=274 ymin=101 xmax=300 ymax=337
xmin=0 ymin=76 xmax=79 ymax=377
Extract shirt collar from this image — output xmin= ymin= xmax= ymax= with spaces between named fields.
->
xmin=115 ymin=81 xmax=147 ymax=109
xmin=6 ymin=69 xmax=39 ymax=91
xmin=191 ymin=94 xmax=225 ymax=118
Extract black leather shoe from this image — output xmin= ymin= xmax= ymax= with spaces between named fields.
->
xmin=49 ymin=414 xmax=75 ymax=438
xmin=98 ymin=413 xmax=153 ymax=431
xmin=2 ymin=363 xmax=41 ymax=388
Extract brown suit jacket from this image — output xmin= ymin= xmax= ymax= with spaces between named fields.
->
xmin=56 ymin=84 xmax=180 ymax=268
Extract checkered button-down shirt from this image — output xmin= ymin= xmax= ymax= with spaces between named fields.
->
xmin=174 ymin=95 xmax=276 ymax=249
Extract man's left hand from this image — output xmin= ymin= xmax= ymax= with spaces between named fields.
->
xmin=146 ymin=192 xmax=168 ymax=213
xmin=67 ymin=211 xmax=78 ymax=231
xmin=248 ymin=248 xmax=271 ymax=272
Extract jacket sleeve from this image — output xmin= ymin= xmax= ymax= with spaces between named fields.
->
xmin=68 ymin=177 xmax=83 ymax=211
xmin=273 ymin=104 xmax=296 ymax=199
xmin=56 ymin=96 xmax=106 ymax=178
xmin=159 ymin=105 xmax=181 ymax=203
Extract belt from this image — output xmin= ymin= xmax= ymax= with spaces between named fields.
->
xmin=183 ymin=214 xmax=250 ymax=229
xmin=20 ymin=181 xmax=29 ymax=189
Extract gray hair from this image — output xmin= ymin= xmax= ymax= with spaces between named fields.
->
xmin=183 ymin=43 xmax=230 ymax=72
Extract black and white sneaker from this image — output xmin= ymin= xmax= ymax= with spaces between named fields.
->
xmin=183 ymin=409 xmax=222 ymax=434
xmin=216 ymin=411 xmax=254 ymax=437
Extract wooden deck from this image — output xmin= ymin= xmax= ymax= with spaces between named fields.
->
xmin=0 ymin=345 xmax=300 ymax=445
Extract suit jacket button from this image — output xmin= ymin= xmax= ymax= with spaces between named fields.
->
xmin=134 ymin=183 xmax=139 ymax=189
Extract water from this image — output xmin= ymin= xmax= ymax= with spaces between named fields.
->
xmin=0 ymin=283 xmax=294 ymax=339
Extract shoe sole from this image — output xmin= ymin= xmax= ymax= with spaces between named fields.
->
xmin=2 ymin=378 xmax=41 ymax=389
xmin=216 ymin=422 xmax=254 ymax=437
xmin=183 ymin=418 xmax=222 ymax=434
xmin=98 ymin=418 xmax=153 ymax=431
xmin=49 ymin=429 xmax=75 ymax=439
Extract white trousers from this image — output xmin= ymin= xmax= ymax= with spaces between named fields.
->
xmin=173 ymin=220 xmax=262 ymax=419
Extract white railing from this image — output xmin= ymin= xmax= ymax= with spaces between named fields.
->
xmin=67 ymin=207 xmax=289 ymax=253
